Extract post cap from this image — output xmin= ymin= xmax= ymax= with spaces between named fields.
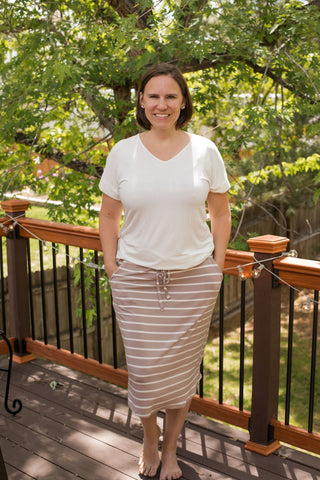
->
xmin=1 ymin=199 xmax=30 ymax=214
xmin=247 ymin=235 xmax=289 ymax=254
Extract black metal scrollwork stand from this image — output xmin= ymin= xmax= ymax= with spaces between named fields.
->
xmin=0 ymin=331 xmax=22 ymax=415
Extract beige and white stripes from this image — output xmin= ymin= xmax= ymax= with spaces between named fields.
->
xmin=109 ymin=256 xmax=222 ymax=418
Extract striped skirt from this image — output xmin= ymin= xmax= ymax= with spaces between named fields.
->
xmin=109 ymin=256 xmax=222 ymax=418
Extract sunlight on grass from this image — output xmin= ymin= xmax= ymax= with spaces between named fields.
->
xmin=204 ymin=319 xmax=253 ymax=411
xmin=28 ymin=237 xmax=80 ymax=272
xmin=278 ymin=288 xmax=320 ymax=432
xmin=203 ymin=287 xmax=320 ymax=434
xmin=28 ymin=205 xmax=51 ymax=221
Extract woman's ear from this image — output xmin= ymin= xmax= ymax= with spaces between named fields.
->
xmin=139 ymin=92 xmax=144 ymax=108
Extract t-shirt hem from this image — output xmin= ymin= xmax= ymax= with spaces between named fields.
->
xmin=116 ymin=250 xmax=214 ymax=271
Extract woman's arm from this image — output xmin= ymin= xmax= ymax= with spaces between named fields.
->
xmin=99 ymin=193 xmax=123 ymax=278
xmin=207 ymin=191 xmax=231 ymax=273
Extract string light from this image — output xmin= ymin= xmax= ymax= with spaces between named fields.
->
xmin=237 ymin=266 xmax=247 ymax=281
xmin=0 ymin=213 xmax=104 ymax=271
xmin=0 ymin=213 xmax=319 ymax=310
xmin=252 ymin=264 xmax=264 ymax=279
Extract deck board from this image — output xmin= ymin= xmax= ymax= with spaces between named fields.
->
xmin=0 ymin=357 xmax=319 ymax=479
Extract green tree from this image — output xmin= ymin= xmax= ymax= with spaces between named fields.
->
xmin=0 ymin=0 xmax=319 ymax=225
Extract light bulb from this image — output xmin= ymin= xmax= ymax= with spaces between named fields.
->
xmin=238 ymin=266 xmax=246 ymax=281
xmin=302 ymin=298 xmax=312 ymax=312
xmin=288 ymin=249 xmax=298 ymax=258
xmin=252 ymin=264 xmax=264 ymax=279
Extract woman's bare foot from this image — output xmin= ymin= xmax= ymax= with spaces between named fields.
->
xmin=138 ymin=425 xmax=161 ymax=477
xmin=160 ymin=450 xmax=182 ymax=480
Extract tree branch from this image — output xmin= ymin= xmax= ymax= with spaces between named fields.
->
xmin=78 ymin=87 xmax=116 ymax=133
xmin=106 ymin=0 xmax=152 ymax=28
xmin=14 ymin=131 xmax=104 ymax=178
xmin=179 ymin=55 xmax=320 ymax=104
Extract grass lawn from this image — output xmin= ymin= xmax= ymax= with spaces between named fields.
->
xmin=28 ymin=205 xmax=51 ymax=220
xmin=203 ymin=286 xmax=320 ymax=435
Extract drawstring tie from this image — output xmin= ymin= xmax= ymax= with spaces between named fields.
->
xmin=156 ymin=270 xmax=171 ymax=310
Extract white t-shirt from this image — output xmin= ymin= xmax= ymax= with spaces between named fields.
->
xmin=99 ymin=133 xmax=230 ymax=270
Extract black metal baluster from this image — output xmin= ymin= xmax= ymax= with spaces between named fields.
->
xmin=219 ymin=279 xmax=224 ymax=404
xmin=239 ymin=280 xmax=246 ymax=411
xmin=308 ymin=290 xmax=319 ymax=433
xmin=111 ymin=304 xmax=118 ymax=369
xmin=65 ymin=246 xmax=74 ymax=353
xmin=39 ymin=240 xmax=48 ymax=344
xmin=285 ymin=287 xmax=295 ymax=425
xmin=199 ymin=360 xmax=204 ymax=398
xmin=94 ymin=251 xmax=103 ymax=363
xmin=80 ymin=248 xmax=88 ymax=358
xmin=52 ymin=243 xmax=60 ymax=349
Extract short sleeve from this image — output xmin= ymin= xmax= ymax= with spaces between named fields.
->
xmin=99 ymin=144 xmax=120 ymax=200
xmin=208 ymin=143 xmax=230 ymax=193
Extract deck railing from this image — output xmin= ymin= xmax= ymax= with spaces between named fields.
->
xmin=1 ymin=199 xmax=320 ymax=457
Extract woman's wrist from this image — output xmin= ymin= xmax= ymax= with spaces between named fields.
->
xmin=213 ymin=252 xmax=225 ymax=273
xmin=104 ymin=261 xmax=118 ymax=279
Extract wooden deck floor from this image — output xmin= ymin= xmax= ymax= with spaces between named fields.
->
xmin=0 ymin=357 xmax=320 ymax=480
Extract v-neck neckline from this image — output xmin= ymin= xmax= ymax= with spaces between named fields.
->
xmin=138 ymin=134 xmax=191 ymax=163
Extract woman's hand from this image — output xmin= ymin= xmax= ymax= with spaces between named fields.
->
xmin=213 ymin=256 xmax=225 ymax=274
xmin=105 ymin=262 xmax=119 ymax=280
xmin=99 ymin=193 xmax=123 ymax=280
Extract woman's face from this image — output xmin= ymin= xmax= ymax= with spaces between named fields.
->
xmin=140 ymin=75 xmax=186 ymax=131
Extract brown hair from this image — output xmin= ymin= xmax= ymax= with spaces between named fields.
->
xmin=136 ymin=63 xmax=193 ymax=130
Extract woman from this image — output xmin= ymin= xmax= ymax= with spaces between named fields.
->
xmin=99 ymin=63 xmax=231 ymax=480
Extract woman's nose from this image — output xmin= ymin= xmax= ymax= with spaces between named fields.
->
xmin=158 ymin=97 xmax=167 ymax=109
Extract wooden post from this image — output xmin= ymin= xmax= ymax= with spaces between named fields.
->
xmin=245 ymin=234 xmax=289 ymax=455
xmin=1 ymin=199 xmax=36 ymax=363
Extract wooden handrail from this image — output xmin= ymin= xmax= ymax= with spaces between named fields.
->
xmin=224 ymin=249 xmax=254 ymax=276
xmin=16 ymin=217 xmax=255 ymax=275
xmin=18 ymin=217 xmax=102 ymax=251
xmin=273 ymin=256 xmax=320 ymax=290
xmin=10 ymin=215 xmax=320 ymax=291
